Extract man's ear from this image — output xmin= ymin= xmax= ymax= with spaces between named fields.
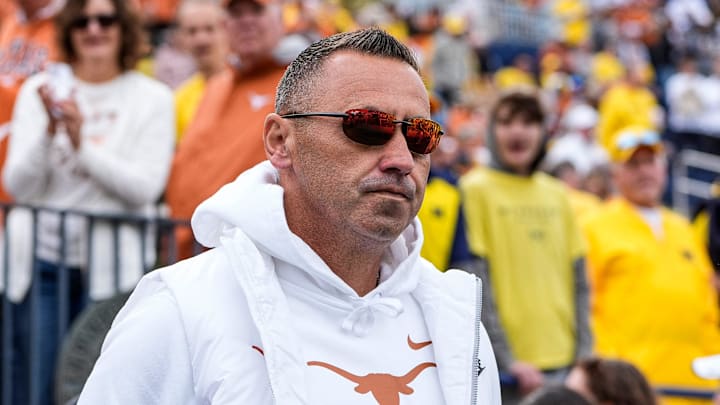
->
xmin=264 ymin=113 xmax=293 ymax=169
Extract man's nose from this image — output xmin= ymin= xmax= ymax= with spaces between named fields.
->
xmin=378 ymin=128 xmax=414 ymax=175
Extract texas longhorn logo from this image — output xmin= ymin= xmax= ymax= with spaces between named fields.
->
xmin=307 ymin=361 xmax=437 ymax=405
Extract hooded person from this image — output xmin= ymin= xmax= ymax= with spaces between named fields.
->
xmin=79 ymin=28 xmax=502 ymax=404
xmin=459 ymin=91 xmax=591 ymax=403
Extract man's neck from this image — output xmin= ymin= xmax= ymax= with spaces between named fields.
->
xmin=285 ymin=210 xmax=387 ymax=297
xmin=311 ymin=237 xmax=385 ymax=297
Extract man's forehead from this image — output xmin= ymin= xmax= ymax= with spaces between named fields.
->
xmin=320 ymin=52 xmax=423 ymax=88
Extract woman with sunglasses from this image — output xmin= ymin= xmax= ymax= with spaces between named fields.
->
xmin=3 ymin=0 xmax=174 ymax=403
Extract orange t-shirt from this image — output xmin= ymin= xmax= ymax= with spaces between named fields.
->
xmin=0 ymin=9 xmax=58 ymax=202
xmin=165 ymin=65 xmax=287 ymax=257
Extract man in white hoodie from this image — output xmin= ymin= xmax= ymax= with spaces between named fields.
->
xmin=79 ymin=28 xmax=501 ymax=404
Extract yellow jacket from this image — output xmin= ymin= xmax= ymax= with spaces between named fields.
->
xmin=418 ymin=176 xmax=461 ymax=271
xmin=583 ymin=199 xmax=720 ymax=404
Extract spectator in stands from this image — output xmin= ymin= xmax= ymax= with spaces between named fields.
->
xmin=0 ymin=0 xmax=63 ymax=202
xmin=165 ymin=0 xmax=309 ymax=258
xmin=546 ymin=161 xmax=602 ymax=225
xmin=3 ymin=0 xmax=174 ymax=402
xmin=587 ymin=41 xmax=626 ymax=99
xmin=174 ymin=0 xmax=228 ymax=141
xmin=545 ymin=102 xmax=608 ymax=179
xmin=596 ymin=61 xmax=661 ymax=151
xmin=146 ymin=23 xmax=197 ymax=89
xmin=565 ymin=356 xmax=657 ymax=405
xmin=520 ymin=385 xmax=594 ymax=405
xmin=417 ymin=135 xmax=473 ymax=271
xmin=430 ymin=12 xmax=475 ymax=106
xmin=493 ymin=53 xmax=537 ymax=91
xmin=544 ymin=102 xmax=607 ymax=222
xmin=551 ymin=0 xmax=591 ymax=48
xmin=460 ymin=91 xmax=591 ymax=403
xmin=582 ymin=163 xmax=613 ymax=201
xmin=665 ymin=51 xmax=707 ymax=151
xmin=582 ymin=126 xmax=720 ymax=405
xmin=79 ymin=28 xmax=502 ymax=404
xmin=664 ymin=0 xmax=714 ymax=55
xmin=698 ymin=54 xmax=720 ymax=154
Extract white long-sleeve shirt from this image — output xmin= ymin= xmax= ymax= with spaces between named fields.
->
xmin=2 ymin=67 xmax=175 ymax=301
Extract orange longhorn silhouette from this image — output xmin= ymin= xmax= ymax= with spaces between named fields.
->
xmin=307 ymin=361 xmax=437 ymax=405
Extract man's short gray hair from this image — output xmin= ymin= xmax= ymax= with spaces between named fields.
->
xmin=275 ymin=28 xmax=420 ymax=114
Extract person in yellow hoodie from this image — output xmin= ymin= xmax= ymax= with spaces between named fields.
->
xmin=582 ymin=126 xmax=720 ymax=405
xmin=460 ymin=91 xmax=590 ymax=403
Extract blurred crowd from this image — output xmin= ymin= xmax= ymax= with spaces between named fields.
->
xmin=3 ymin=0 xmax=720 ymax=404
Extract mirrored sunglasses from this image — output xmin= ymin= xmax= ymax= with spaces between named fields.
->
xmin=70 ymin=14 xmax=119 ymax=30
xmin=281 ymin=109 xmax=444 ymax=154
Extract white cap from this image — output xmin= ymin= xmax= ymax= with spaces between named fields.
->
xmin=692 ymin=354 xmax=720 ymax=379
xmin=563 ymin=104 xmax=598 ymax=131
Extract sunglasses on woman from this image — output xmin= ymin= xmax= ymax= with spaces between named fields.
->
xmin=70 ymin=14 xmax=119 ymax=30
xmin=281 ymin=109 xmax=444 ymax=155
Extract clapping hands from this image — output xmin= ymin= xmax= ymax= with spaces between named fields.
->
xmin=38 ymin=84 xmax=84 ymax=150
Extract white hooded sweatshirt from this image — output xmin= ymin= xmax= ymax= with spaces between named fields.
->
xmin=79 ymin=161 xmax=501 ymax=405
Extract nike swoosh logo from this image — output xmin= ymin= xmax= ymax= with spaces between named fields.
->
xmin=407 ymin=335 xmax=432 ymax=350
xmin=252 ymin=345 xmax=264 ymax=356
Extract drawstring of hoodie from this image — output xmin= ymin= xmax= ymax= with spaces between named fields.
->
xmin=341 ymin=295 xmax=404 ymax=337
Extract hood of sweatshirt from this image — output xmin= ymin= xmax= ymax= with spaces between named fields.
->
xmin=191 ymin=161 xmax=424 ymax=336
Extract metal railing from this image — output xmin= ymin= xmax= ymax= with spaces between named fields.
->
xmin=672 ymin=149 xmax=720 ymax=217
xmin=0 ymin=203 xmax=198 ymax=405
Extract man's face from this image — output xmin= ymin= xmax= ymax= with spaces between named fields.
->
xmin=225 ymin=0 xmax=283 ymax=66
xmin=493 ymin=109 xmax=544 ymax=175
xmin=283 ymin=51 xmax=432 ymax=244
xmin=613 ymin=147 xmax=666 ymax=207
xmin=178 ymin=2 xmax=227 ymax=71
